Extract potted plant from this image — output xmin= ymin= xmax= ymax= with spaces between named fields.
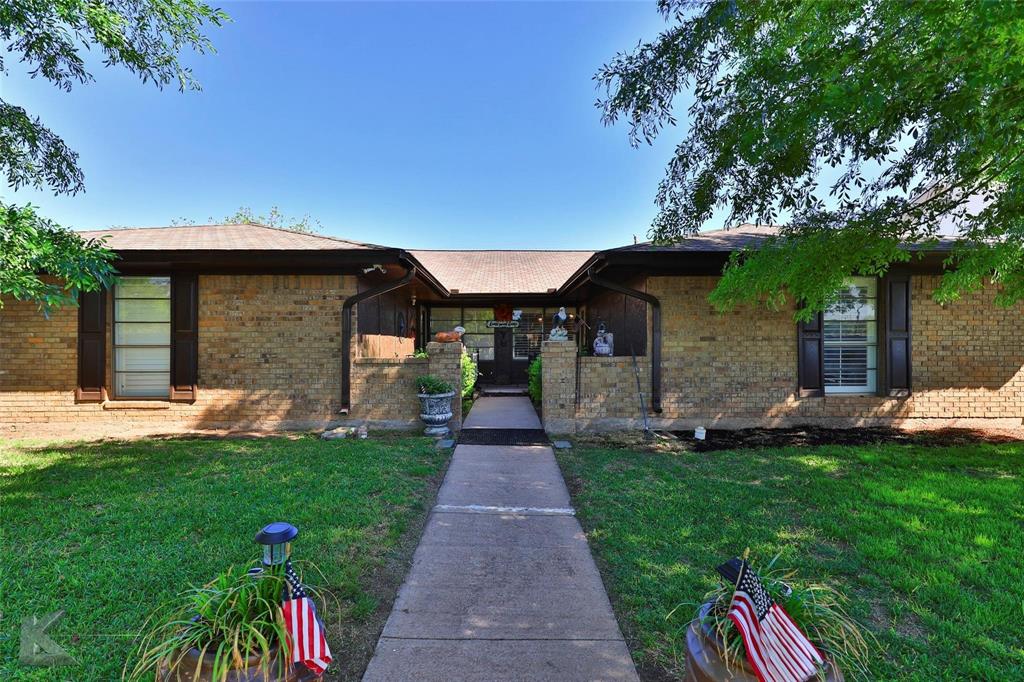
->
xmin=125 ymin=564 xmax=317 ymax=682
xmin=682 ymin=559 xmax=870 ymax=682
xmin=415 ymin=375 xmax=455 ymax=436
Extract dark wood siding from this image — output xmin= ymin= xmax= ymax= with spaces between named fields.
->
xmin=357 ymin=281 xmax=416 ymax=357
xmin=584 ymin=275 xmax=648 ymax=356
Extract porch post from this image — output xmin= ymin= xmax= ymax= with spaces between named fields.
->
xmin=541 ymin=340 xmax=577 ymax=434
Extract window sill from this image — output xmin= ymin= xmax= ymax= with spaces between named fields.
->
xmin=102 ymin=400 xmax=171 ymax=410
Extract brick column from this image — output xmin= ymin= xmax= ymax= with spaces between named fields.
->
xmin=427 ymin=341 xmax=464 ymax=431
xmin=541 ymin=340 xmax=577 ymax=434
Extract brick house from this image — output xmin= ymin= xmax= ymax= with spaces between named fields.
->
xmin=1 ymin=222 xmax=1021 ymax=437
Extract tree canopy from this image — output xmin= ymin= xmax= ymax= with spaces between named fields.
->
xmin=598 ymin=0 xmax=1024 ymax=319
xmin=0 ymin=0 xmax=227 ymax=310
xmin=172 ymin=206 xmax=323 ymax=234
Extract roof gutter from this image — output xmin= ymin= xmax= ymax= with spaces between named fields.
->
xmin=586 ymin=264 xmax=662 ymax=414
xmin=339 ymin=260 xmax=417 ymax=414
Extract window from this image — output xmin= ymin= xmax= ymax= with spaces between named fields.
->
xmin=513 ymin=308 xmax=544 ymax=360
xmin=428 ymin=307 xmax=462 ymax=337
xmin=823 ymin=277 xmax=877 ymax=394
xmin=512 ymin=307 xmax=577 ymax=360
xmin=113 ymin=276 xmax=171 ymax=398
xmin=461 ymin=308 xmax=495 ymax=361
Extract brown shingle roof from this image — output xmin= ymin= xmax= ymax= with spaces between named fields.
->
xmin=609 ymin=224 xmax=781 ymax=252
xmin=77 ymin=223 xmax=383 ymax=250
xmin=612 ymin=223 xmax=958 ymax=252
xmin=409 ymin=250 xmax=595 ymax=295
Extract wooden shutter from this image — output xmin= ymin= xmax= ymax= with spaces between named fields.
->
xmin=885 ymin=274 xmax=912 ymax=395
xmin=76 ymin=289 xmax=106 ymax=402
xmin=170 ymin=273 xmax=199 ymax=402
xmin=797 ymin=311 xmax=824 ymax=397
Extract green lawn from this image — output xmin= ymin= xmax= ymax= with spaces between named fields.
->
xmin=0 ymin=435 xmax=448 ymax=681
xmin=557 ymin=440 xmax=1024 ymax=681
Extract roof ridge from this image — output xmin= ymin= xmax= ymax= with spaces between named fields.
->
xmin=77 ymin=222 xmax=391 ymax=249
xmin=238 ymin=221 xmax=390 ymax=249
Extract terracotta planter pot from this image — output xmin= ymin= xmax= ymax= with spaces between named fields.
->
xmin=418 ymin=391 xmax=455 ymax=435
xmin=685 ymin=602 xmax=843 ymax=682
xmin=158 ymin=646 xmax=317 ymax=682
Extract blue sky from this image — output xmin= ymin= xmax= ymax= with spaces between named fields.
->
xmin=5 ymin=1 xmax=686 ymax=250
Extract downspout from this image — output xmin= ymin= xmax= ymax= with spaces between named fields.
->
xmin=586 ymin=266 xmax=662 ymax=414
xmin=339 ymin=262 xmax=417 ymax=414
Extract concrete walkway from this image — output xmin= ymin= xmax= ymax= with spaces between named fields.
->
xmin=461 ymin=395 xmax=544 ymax=429
xmin=363 ymin=397 xmax=638 ymax=681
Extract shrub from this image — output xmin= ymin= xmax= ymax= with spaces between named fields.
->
xmin=416 ymin=375 xmax=454 ymax=395
xmin=412 ymin=348 xmax=429 ymax=359
xmin=461 ymin=351 xmax=478 ymax=398
xmin=527 ymin=356 xmax=542 ymax=403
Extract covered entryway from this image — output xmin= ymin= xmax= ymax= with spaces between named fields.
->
xmin=425 ymin=305 xmax=579 ymax=385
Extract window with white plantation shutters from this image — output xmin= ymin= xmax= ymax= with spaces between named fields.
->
xmin=823 ymin=277 xmax=877 ymax=394
xmin=114 ymin=276 xmax=171 ymax=398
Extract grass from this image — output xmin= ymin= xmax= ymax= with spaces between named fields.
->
xmin=0 ymin=434 xmax=449 ymax=681
xmin=556 ymin=440 xmax=1024 ymax=680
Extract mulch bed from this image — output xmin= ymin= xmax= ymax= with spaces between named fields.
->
xmin=676 ymin=426 xmax=1024 ymax=452
xmin=575 ymin=426 xmax=1024 ymax=454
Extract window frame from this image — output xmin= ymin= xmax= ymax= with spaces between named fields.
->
xmin=822 ymin=276 xmax=879 ymax=395
xmin=112 ymin=275 xmax=172 ymax=400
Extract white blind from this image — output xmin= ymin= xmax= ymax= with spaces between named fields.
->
xmin=823 ymin=277 xmax=877 ymax=393
xmin=113 ymin=276 xmax=171 ymax=398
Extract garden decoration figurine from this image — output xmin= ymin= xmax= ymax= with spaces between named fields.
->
xmin=548 ymin=306 xmax=569 ymax=341
xmin=593 ymin=321 xmax=614 ymax=357
xmin=434 ymin=325 xmax=465 ymax=343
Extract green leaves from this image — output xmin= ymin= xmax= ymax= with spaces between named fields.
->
xmin=460 ymin=351 xmax=478 ymax=398
xmin=0 ymin=203 xmax=118 ymax=312
xmin=0 ymin=0 xmax=227 ymax=312
xmin=0 ymin=102 xmax=83 ymax=194
xmin=600 ymin=0 xmax=1024 ymax=314
xmin=0 ymin=0 xmax=229 ymax=93
xmin=415 ymin=375 xmax=454 ymax=395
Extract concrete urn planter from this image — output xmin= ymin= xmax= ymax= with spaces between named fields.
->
xmin=685 ymin=602 xmax=843 ymax=682
xmin=418 ymin=391 xmax=455 ymax=436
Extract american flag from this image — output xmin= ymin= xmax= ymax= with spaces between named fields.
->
xmin=281 ymin=559 xmax=332 ymax=676
xmin=716 ymin=558 xmax=825 ymax=682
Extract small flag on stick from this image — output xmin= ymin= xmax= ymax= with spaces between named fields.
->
xmin=716 ymin=557 xmax=824 ymax=682
xmin=281 ymin=559 xmax=332 ymax=676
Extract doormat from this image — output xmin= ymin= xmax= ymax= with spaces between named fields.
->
xmin=458 ymin=428 xmax=550 ymax=446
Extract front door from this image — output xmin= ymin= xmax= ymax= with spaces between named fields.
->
xmin=493 ymin=328 xmax=513 ymax=384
